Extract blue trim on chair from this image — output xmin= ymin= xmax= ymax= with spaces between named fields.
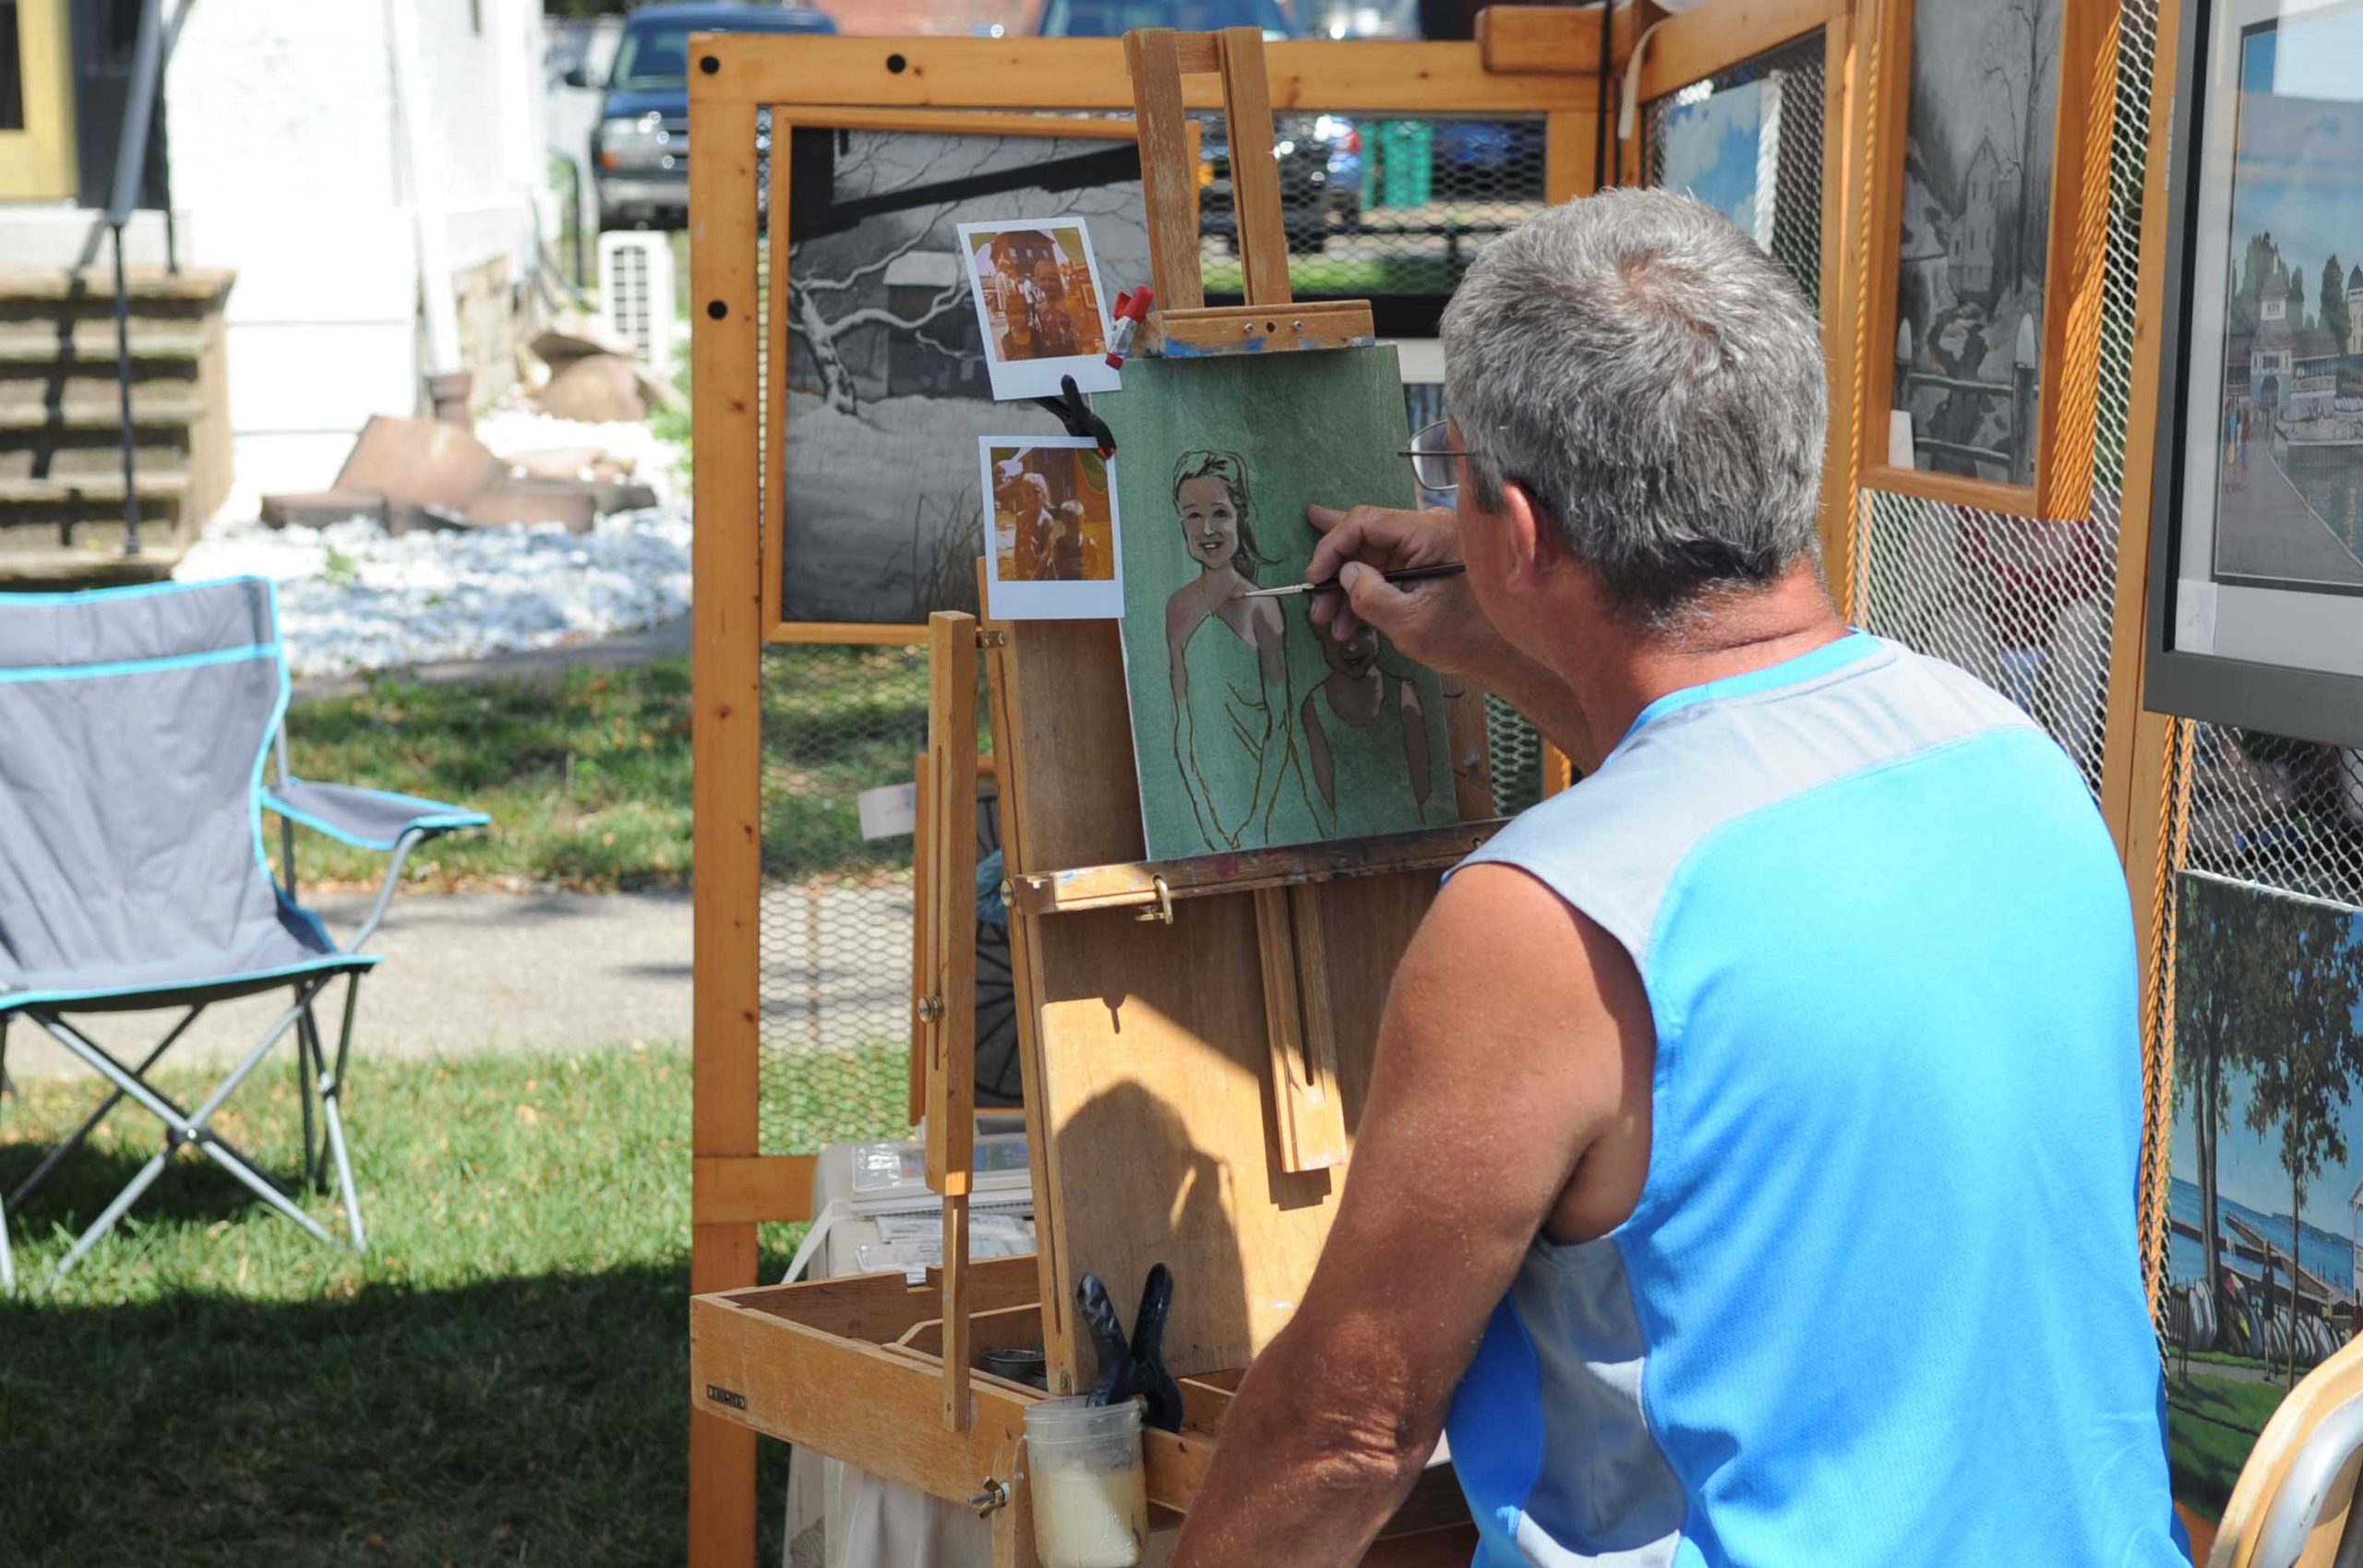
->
xmin=0 ymin=952 xmax=382 ymax=1017
xmin=0 ymin=577 xmax=268 ymax=605
xmin=0 ymin=642 xmax=280 ymax=684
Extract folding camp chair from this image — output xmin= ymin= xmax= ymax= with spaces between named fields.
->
xmin=0 ymin=578 xmax=487 ymax=1285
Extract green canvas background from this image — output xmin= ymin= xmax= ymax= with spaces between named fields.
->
xmin=1099 ymin=347 xmax=1458 ymax=860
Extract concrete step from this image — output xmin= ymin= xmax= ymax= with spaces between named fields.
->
xmin=0 ymin=435 xmax=189 ymax=480
xmin=0 ymin=388 xmax=200 ymax=428
xmin=0 ymin=471 xmax=189 ymax=506
xmin=0 ymin=267 xmax=236 ymax=306
xmin=0 ymin=321 xmax=206 ymax=364
xmin=0 ymin=540 xmax=184 ymax=587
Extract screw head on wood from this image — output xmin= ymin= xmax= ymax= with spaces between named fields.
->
xmin=917 ymin=995 xmax=946 ymax=1023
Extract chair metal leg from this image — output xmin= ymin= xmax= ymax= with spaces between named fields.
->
xmin=50 ymin=1148 xmax=171 ymax=1283
xmin=294 ymin=998 xmax=322 ymax=1192
xmin=320 ymin=973 xmax=367 ymax=1250
xmin=10 ymin=1005 xmax=202 ymax=1213
xmin=0 ymin=1022 xmax=15 ymax=1296
xmin=29 ymin=985 xmax=339 ymax=1277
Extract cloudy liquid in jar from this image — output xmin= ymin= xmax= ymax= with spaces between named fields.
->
xmin=1030 ymin=1451 xmax=1146 ymax=1568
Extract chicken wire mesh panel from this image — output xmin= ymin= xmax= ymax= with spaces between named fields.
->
xmin=1195 ymin=110 xmax=1548 ymax=333
xmin=1641 ymin=33 xmax=1827 ymax=312
xmin=756 ymin=643 xmax=930 ymax=1156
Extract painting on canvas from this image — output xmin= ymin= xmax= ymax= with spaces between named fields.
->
xmin=2165 ymin=870 xmax=2363 ymax=1537
xmin=1099 ymin=350 xmax=1458 ymax=860
xmin=1658 ymin=76 xmax=1777 ymax=254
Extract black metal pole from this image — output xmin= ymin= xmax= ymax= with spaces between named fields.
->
xmin=113 ymin=226 xmax=140 ymax=558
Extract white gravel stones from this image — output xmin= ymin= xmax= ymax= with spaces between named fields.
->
xmin=176 ymin=408 xmax=691 ymax=679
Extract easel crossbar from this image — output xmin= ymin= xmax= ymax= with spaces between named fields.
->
xmin=1005 ymin=821 xmax=1505 ymax=916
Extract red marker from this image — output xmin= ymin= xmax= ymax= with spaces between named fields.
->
xmin=1106 ymin=287 xmax=1155 ymax=369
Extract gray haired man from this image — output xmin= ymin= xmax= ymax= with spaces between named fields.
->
xmin=1169 ymin=189 xmax=2180 ymax=1567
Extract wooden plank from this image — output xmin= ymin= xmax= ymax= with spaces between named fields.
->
xmin=1128 ymin=30 xmax=1206 ymax=314
xmin=926 ymin=611 xmax=982 ymax=1432
xmin=1287 ymin=884 xmax=1349 ymax=1168
xmin=1476 ymin=5 xmax=1606 ymax=77
xmin=1543 ymin=109 xmax=1595 ymax=205
xmin=1444 ymin=684 xmax=1497 ymax=823
xmin=688 ymin=85 xmax=765 ymax=1568
xmin=1158 ymin=301 xmax=1375 ymax=356
xmin=692 ymin=1292 xmax=1030 ymax=1498
xmin=1008 ymin=820 xmax=1501 ymax=916
xmin=1635 ymin=0 xmax=1838 ymax=102
xmin=1253 ymin=885 xmax=1314 ymax=1172
xmin=2098 ymin=0 xmax=2183 ymax=867
xmin=692 ymin=1155 xmax=818 ymax=1224
xmin=765 ymin=620 xmax=933 ymax=646
xmin=694 ymin=35 xmax=1599 ymax=114
xmin=911 ymin=749 xmax=932 ymax=1127
xmin=1857 ymin=467 xmax=2044 ymax=518
xmin=1219 ymin=29 xmax=1294 ymax=308
xmin=894 ymin=1301 xmax=1045 ymax=1358
xmin=2032 ymin=0 xmax=2117 ymax=523
xmin=1815 ymin=6 xmax=1858 ymax=610
xmin=924 ymin=612 xmax=982 ymax=1201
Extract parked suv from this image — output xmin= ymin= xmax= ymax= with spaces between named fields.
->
xmin=572 ymin=2 xmax=834 ymax=230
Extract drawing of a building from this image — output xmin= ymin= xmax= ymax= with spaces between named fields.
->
xmin=1949 ymin=138 xmax=2002 ymax=300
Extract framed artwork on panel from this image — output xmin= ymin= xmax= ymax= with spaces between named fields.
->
xmin=2146 ymin=0 xmax=2363 ymax=748
xmin=1857 ymin=0 xmax=2112 ymax=520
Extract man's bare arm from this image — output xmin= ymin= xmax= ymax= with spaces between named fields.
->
xmin=1169 ymin=865 xmax=1654 ymax=1568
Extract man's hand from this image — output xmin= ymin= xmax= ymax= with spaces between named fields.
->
xmin=1305 ymin=503 xmax=1599 ymax=767
xmin=1305 ymin=505 xmax=1513 ymax=684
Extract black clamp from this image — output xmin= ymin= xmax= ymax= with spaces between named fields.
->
xmin=1033 ymin=374 xmax=1116 ymax=458
xmin=1077 ymin=1263 xmax=1183 ymax=1431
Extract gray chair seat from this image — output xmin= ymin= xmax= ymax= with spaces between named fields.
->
xmin=0 ymin=899 xmax=378 ymax=1016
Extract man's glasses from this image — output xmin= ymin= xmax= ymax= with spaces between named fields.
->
xmin=1399 ymin=419 xmax=1468 ymax=495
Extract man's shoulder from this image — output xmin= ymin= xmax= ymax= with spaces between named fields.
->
xmin=1459 ymin=640 xmax=2049 ymax=964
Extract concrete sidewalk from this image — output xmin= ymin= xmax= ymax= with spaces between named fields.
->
xmin=6 ymin=888 xmax=693 ymax=1080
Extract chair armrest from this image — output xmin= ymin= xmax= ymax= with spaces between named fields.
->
xmin=265 ymin=779 xmax=490 ymax=853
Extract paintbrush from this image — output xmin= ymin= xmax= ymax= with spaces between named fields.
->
xmin=1241 ymin=561 xmax=1468 ymax=599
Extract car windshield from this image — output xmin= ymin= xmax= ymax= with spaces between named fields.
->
xmin=611 ymin=24 xmax=695 ymax=89
xmin=1037 ymin=0 xmax=1295 ymax=38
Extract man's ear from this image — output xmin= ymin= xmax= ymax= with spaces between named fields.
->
xmin=1499 ymin=482 xmax=1560 ymax=587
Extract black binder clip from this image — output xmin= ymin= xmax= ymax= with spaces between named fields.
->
xmin=1077 ymin=1263 xmax=1183 ymax=1431
xmin=1033 ymin=374 xmax=1116 ymax=459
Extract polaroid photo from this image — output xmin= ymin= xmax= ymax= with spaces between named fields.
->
xmin=958 ymin=219 xmax=1121 ymax=401
xmin=979 ymin=436 xmax=1124 ymax=620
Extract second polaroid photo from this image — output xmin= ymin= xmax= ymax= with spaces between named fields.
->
xmin=959 ymin=219 xmax=1120 ymax=401
xmin=979 ymin=437 xmax=1123 ymax=620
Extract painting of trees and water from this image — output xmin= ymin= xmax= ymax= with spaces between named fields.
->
xmin=2166 ymin=871 xmax=2363 ymax=1526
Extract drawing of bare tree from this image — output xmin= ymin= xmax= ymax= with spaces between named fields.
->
xmin=1980 ymin=0 xmax=2058 ymax=295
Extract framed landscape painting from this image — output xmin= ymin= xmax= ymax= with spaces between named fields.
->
xmin=2147 ymin=0 xmax=2363 ymax=748
xmin=1858 ymin=0 xmax=2110 ymax=520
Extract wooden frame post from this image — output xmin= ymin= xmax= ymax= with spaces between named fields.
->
xmin=689 ymin=81 xmax=767 ymax=1568
xmin=924 ymin=612 xmax=982 ymax=1430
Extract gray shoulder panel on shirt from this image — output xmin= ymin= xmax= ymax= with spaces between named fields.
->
xmin=1457 ymin=642 xmax=2035 ymax=968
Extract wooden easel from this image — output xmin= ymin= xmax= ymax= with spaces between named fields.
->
xmin=693 ymin=28 xmax=1501 ymax=1564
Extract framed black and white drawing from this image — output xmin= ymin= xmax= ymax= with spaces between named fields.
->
xmin=1860 ymin=0 xmax=2109 ymax=521
xmin=766 ymin=112 xmax=1156 ymax=640
xmin=2148 ymin=0 xmax=2363 ymax=747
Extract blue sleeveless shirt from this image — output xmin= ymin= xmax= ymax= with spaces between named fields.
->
xmin=1444 ymin=632 xmax=2180 ymax=1568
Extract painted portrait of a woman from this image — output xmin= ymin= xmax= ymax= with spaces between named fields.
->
xmin=1161 ymin=449 xmax=1300 ymax=851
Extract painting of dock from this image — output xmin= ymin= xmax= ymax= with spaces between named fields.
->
xmin=2202 ymin=27 xmax=2363 ymax=592
xmin=2165 ymin=870 xmax=2363 ymax=1526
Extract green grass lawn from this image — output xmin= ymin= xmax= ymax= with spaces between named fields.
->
xmin=0 ymin=1044 xmax=839 ymax=1566
xmin=1201 ymin=254 xmax=1446 ymax=297
xmin=2167 ymin=1364 xmax=2293 ymax=1526
xmin=285 ymin=646 xmax=931 ymax=892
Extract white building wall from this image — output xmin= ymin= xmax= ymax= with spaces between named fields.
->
xmin=163 ymin=0 xmax=549 ymax=499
